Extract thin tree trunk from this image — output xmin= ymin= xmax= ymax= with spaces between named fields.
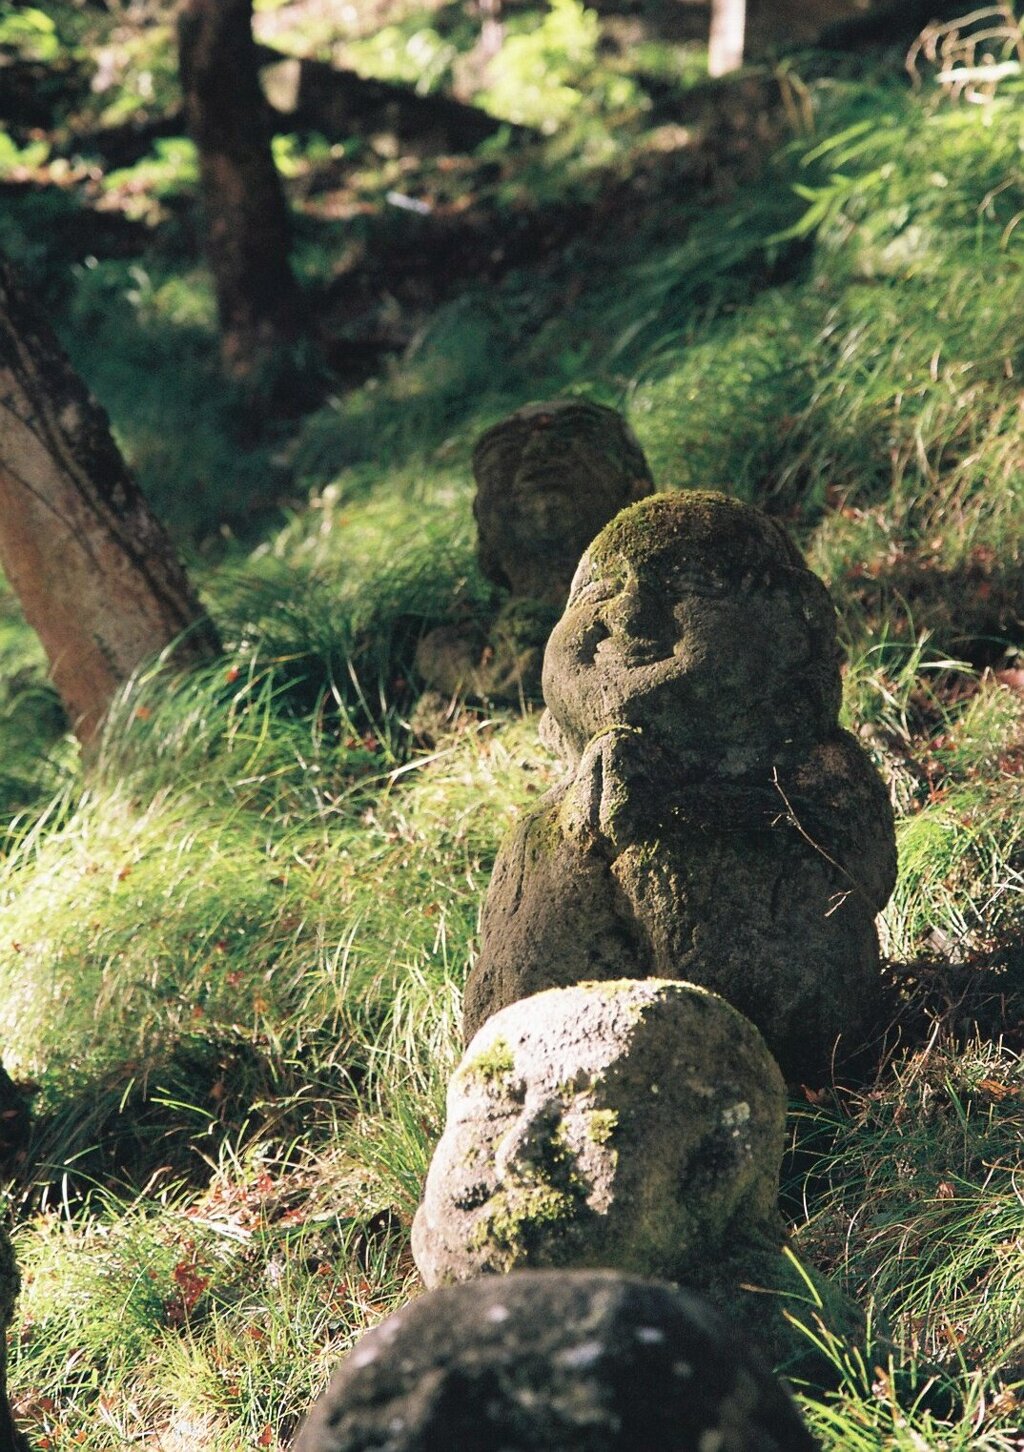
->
xmin=709 ymin=0 xmax=747 ymax=76
xmin=477 ymin=0 xmax=504 ymax=63
xmin=178 ymin=0 xmax=304 ymax=379
xmin=0 ymin=257 xmax=220 ymax=744
xmin=0 ymin=1220 xmax=26 ymax=1452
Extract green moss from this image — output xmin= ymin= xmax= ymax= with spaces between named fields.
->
xmin=588 ymin=490 xmax=803 ymax=581
xmin=469 ymin=1183 xmax=583 ymax=1258
xmin=584 ymin=1108 xmax=618 ymax=1144
xmin=459 ymin=1037 xmax=516 ymax=1088
xmin=528 ymin=805 xmax=570 ymax=860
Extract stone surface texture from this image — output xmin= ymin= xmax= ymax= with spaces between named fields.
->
xmin=413 ymin=980 xmax=855 ymax=1371
xmin=415 ymin=399 xmax=653 ymax=704
xmin=472 ymin=399 xmax=655 ymax=604
xmin=412 ymin=597 xmax=561 ymax=708
xmin=292 ymin=1269 xmax=820 ymax=1452
xmin=463 ymin=491 xmax=897 ymax=1084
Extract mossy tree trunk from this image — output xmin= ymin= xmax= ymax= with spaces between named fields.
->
xmin=178 ymin=0 xmax=304 ymax=379
xmin=709 ymin=0 xmax=746 ymax=75
xmin=0 ymin=257 xmax=221 ymax=744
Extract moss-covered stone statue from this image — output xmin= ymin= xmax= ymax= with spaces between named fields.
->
xmin=463 ymin=491 xmax=897 ymax=1085
xmin=413 ymin=400 xmax=654 ymax=708
xmin=414 ymin=979 xmax=858 ymax=1377
xmin=292 ymin=1269 xmax=820 ymax=1451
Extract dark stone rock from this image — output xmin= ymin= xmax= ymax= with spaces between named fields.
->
xmin=0 ymin=1218 xmax=24 ymax=1452
xmin=0 ymin=1062 xmax=30 ymax=1168
xmin=292 ymin=1269 xmax=820 ymax=1452
xmin=463 ymin=491 xmax=897 ymax=1085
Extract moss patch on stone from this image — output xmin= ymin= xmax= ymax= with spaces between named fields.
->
xmin=468 ymin=1183 xmax=584 ymax=1260
xmin=459 ymin=1036 xmax=516 ymax=1089
xmin=588 ymin=489 xmax=803 ymax=582
xmin=584 ymin=1108 xmax=618 ymax=1144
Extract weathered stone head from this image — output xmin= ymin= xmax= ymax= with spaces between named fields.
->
xmin=414 ymin=981 xmax=859 ymax=1371
xmin=542 ymin=490 xmax=842 ymax=772
xmin=414 ymin=401 xmax=654 ymax=708
xmin=472 ymin=399 xmax=654 ymax=606
xmin=416 ymin=980 xmax=784 ymax=1290
xmin=292 ymin=1270 xmax=820 ymax=1452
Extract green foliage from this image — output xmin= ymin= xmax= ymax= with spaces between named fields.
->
xmin=0 ymin=130 xmax=50 ymax=177
xmin=479 ymin=0 xmax=643 ymax=132
xmin=104 ymin=139 xmax=199 ymax=217
xmin=57 ymin=258 xmax=280 ymax=538
xmin=85 ymin=20 xmax=181 ymax=129
xmin=4 ymin=12 xmax=1024 ymax=1450
xmin=0 ymin=5 xmax=59 ymax=63
xmin=793 ymin=1035 xmax=1024 ymax=1448
xmin=346 ymin=24 xmax=457 ymax=95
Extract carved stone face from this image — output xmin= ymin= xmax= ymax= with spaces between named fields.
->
xmin=412 ymin=979 xmax=785 ymax=1290
xmin=542 ymin=491 xmax=841 ymax=766
xmin=472 ymin=400 xmax=654 ymax=604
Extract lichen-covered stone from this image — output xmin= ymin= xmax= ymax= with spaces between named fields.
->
xmin=414 ymin=980 xmax=854 ymax=1372
xmin=415 ymin=401 xmax=654 ymax=705
xmin=292 ymin=1269 xmax=820 ymax=1452
xmin=463 ymin=491 xmax=897 ymax=1084
xmin=473 ymin=400 xmax=655 ymax=605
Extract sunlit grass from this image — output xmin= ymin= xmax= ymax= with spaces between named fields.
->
xmin=1 ymin=19 xmax=1024 ymax=1451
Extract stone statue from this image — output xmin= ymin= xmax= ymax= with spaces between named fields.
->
xmin=413 ymin=400 xmax=654 ymax=709
xmin=292 ymin=1268 xmax=820 ymax=1451
xmin=463 ymin=491 xmax=897 ymax=1085
xmin=414 ymin=980 xmax=858 ymax=1375
xmin=472 ymin=399 xmax=655 ymax=605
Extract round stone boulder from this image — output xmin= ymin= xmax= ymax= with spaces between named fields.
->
xmin=291 ymin=1269 xmax=820 ymax=1452
xmin=413 ymin=981 xmax=860 ymax=1373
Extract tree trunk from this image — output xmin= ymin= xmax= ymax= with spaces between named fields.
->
xmin=178 ymin=0 xmax=304 ymax=380
xmin=709 ymin=0 xmax=747 ymax=76
xmin=477 ymin=0 xmax=504 ymax=63
xmin=0 ymin=257 xmax=220 ymax=745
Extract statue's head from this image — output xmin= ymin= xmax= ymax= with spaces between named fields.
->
xmin=472 ymin=400 xmax=654 ymax=604
xmin=412 ymin=979 xmax=785 ymax=1289
xmin=542 ymin=491 xmax=842 ymax=768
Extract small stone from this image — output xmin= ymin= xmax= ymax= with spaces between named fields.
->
xmin=291 ymin=1269 xmax=820 ymax=1451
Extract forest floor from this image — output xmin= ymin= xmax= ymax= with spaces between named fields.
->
xmin=1 ymin=1 xmax=1024 ymax=1448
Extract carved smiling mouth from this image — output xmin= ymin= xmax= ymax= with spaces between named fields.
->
xmin=592 ymin=637 xmax=668 ymax=668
